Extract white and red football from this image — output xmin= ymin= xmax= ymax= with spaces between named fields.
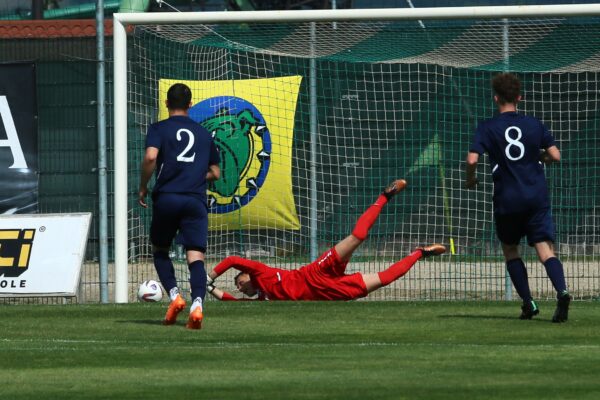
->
xmin=137 ymin=280 xmax=163 ymax=302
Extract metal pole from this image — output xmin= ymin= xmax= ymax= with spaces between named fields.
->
xmin=31 ymin=0 xmax=43 ymax=19
xmin=114 ymin=5 xmax=600 ymax=25
xmin=502 ymin=17 xmax=512 ymax=301
xmin=113 ymin=17 xmax=129 ymax=303
xmin=309 ymin=22 xmax=318 ymax=261
xmin=331 ymin=0 xmax=337 ymax=29
xmin=96 ymin=0 xmax=109 ymax=303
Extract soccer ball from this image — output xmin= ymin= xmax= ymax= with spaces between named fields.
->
xmin=137 ymin=280 xmax=163 ymax=302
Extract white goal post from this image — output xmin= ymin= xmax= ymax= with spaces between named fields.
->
xmin=113 ymin=4 xmax=600 ymax=303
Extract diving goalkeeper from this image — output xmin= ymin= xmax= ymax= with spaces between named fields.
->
xmin=206 ymin=179 xmax=445 ymax=301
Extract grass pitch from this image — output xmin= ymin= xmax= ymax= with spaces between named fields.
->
xmin=1 ymin=301 xmax=599 ymax=400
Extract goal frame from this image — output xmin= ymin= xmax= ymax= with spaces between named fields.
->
xmin=113 ymin=4 xmax=600 ymax=303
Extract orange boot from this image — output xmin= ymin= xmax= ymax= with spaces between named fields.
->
xmin=186 ymin=304 xmax=203 ymax=330
xmin=163 ymin=294 xmax=186 ymax=325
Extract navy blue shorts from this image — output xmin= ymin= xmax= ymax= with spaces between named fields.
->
xmin=494 ymin=207 xmax=556 ymax=246
xmin=150 ymin=193 xmax=208 ymax=252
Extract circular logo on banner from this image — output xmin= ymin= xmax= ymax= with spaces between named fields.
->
xmin=189 ymin=96 xmax=271 ymax=214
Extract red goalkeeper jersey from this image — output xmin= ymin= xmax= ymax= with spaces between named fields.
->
xmin=213 ymin=249 xmax=368 ymax=301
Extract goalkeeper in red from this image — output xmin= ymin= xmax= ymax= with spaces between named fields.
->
xmin=206 ymin=179 xmax=445 ymax=301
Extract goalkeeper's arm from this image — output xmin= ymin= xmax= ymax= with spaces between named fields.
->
xmin=210 ymin=256 xmax=268 ymax=280
xmin=207 ymin=284 xmax=238 ymax=301
xmin=207 ymin=272 xmax=215 ymax=285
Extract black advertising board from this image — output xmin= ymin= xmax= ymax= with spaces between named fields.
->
xmin=0 ymin=63 xmax=38 ymax=214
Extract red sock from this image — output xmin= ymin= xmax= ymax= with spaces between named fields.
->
xmin=378 ymin=251 xmax=422 ymax=286
xmin=351 ymin=194 xmax=388 ymax=240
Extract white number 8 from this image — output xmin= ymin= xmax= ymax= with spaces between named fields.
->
xmin=504 ymin=126 xmax=525 ymax=161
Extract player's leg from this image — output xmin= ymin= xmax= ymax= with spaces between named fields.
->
xmin=185 ymin=247 xmax=206 ymax=329
xmin=534 ymin=240 xmax=567 ymax=294
xmin=336 ymin=179 xmax=407 ymax=263
xmin=496 ymin=213 xmax=538 ymax=319
xmin=362 ymin=244 xmax=446 ymax=293
xmin=501 ymin=243 xmax=539 ymax=319
xmin=178 ymin=198 xmax=209 ymax=329
xmin=502 ymin=244 xmax=539 ymax=320
xmin=534 ymin=241 xmax=570 ymax=323
xmin=334 ymin=235 xmax=362 ymax=264
xmin=527 ymin=207 xmax=571 ymax=322
xmin=150 ymin=193 xmax=186 ymax=325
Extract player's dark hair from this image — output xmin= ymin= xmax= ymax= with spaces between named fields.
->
xmin=234 ymin=271 xmax=245 ymax=284
xmin=166 ymin=83 xmax=192 ymax=110
xmin=492 ymin=73 xmax=521 ymax=105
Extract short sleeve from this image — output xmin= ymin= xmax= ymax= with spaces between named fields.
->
xmin=540 ymin=121 xmax=556 ymax=149
xmin=469 ymin=121 xmax=487 ymax=155
xmin=145 ymin=124 xmax=161 ymax=149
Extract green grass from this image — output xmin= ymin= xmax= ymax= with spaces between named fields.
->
xmin=1 ymin=301 xmax=599 ymax=399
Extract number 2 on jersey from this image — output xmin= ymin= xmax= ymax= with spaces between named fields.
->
xmin=504 ymin=126 xmax=524 ymax=161
xmin=176 ymin=128 xmax=196 ymax=162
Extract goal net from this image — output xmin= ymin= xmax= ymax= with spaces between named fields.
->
xmin=117 ymin=7 xmax=600 ymax=302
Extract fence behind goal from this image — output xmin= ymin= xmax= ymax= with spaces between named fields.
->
xmin=121 ymin=11 xmax=600 ymax=302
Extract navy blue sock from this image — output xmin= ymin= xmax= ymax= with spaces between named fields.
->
xmin=543 ymin=257 xmax=567 ymax=296
xmin=506 ymin=258 xmax=532 ymax=302
xmin=188 ymin=260 xmax=207 ymax=301
xmin=153 ymin=251 xmax=177 ymax=294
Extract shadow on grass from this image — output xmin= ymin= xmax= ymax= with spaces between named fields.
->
xmin=438 ymin=314 xmax=548 ymax=322
xmin=116 ymin=319 xmax=166 ymax=326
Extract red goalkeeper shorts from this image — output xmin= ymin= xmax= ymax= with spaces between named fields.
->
xmin=298 ymin=247 xmax=368 ymax=300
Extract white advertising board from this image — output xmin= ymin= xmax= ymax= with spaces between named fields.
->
xmin=0 ymin=213 xmax=91 ymax=297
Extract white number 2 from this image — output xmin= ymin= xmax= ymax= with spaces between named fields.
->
xmin=176 ymin=128 xmax=195 ymax=162
xmin=504 ymin=126 xmax=525 ymax=161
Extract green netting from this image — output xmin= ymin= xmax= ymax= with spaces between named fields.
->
xmin=126 ymin=17 xmax=600 ymax=301
xmin=2 ymin=14 xmax=598 ymax=302
xmin=182 ymin=19 xmax=600 ymax=69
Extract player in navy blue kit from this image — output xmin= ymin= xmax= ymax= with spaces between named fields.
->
xmin=465 ymin=73 xmax=571 ymax=322
xmin=139 ymin=83 xmax=220 ymax=329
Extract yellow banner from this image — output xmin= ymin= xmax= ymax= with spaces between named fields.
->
xmin=158 ymin=76 xmax=302 ymax=230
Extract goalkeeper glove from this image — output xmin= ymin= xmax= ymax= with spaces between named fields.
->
xmin=207 ymin=273 xmax=214 ymax=285
xmin=207 ymin=284 xmax=216 ymax=294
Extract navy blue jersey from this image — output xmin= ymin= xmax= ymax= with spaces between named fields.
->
xmin=146 ymin=115 xmax=220 ymax=199
xmin=470 ymin=112 xmax=556 ymax=215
